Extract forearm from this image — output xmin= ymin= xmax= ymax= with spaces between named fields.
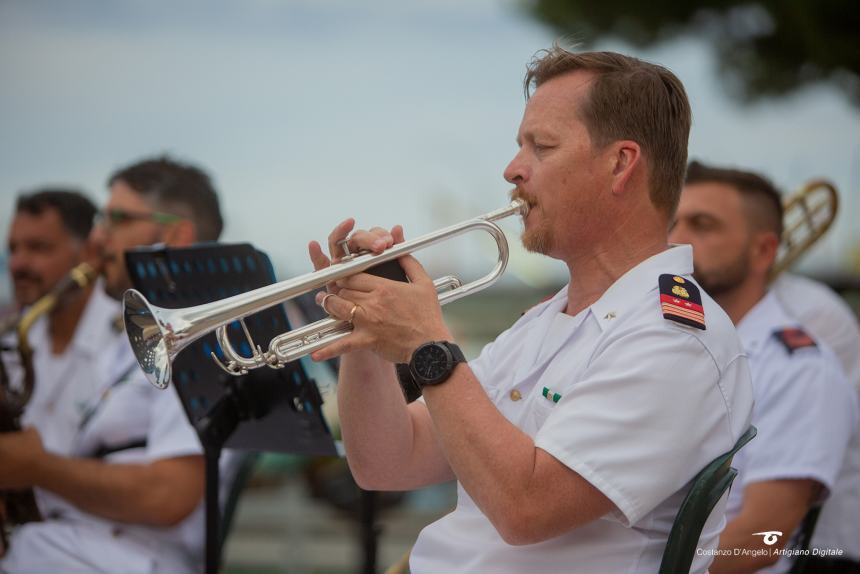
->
xmin=712 ymin=480 xmax=817 ymax=573
xmin=421 ymin=364 xmax=606 ymax=544
xmin=34 ymin=453 xmax=204 ymax=526
xmin=338 ymin=350 xmax=453 ymax=489
xmin=711 ymin=522 xmax=778 ymax=574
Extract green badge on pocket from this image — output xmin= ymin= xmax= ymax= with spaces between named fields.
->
xmin=542 ymin=387 xmax=561 ymax=403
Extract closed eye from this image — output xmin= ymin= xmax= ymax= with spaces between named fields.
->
xmin=687 ymin=214 xmax=721 ymax=232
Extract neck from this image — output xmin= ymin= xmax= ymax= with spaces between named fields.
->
xmin=713 ymin=280 xmax=766 ymax=326
xmin=48 ymin=286 xmax=94 ymax=355
xmin=562 ymin=209 xmax=668 ymax=315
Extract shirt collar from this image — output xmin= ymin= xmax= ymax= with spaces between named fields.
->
xmin=590 ymin=244 xmax=695 ymax=331
xmin=537 ymin=245 xmax=696 ymax=331
xmin=736 ymin=290 xmax=793 ymax=356
xmin=67 ymin=282 xmax=122 ymax=357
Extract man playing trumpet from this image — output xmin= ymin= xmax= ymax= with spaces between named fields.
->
xmin=308 ymin=47 xmax=754 ymax=573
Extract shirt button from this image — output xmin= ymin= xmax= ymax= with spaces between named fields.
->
xmin=510 ymin=390 xmax=522 ymax=402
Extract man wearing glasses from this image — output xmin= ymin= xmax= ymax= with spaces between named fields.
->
xmin=0 ymin=156 xmax=223 ymax=574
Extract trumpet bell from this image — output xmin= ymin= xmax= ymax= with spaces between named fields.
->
xmin=123 ymin=289 xmax=174 ymax=390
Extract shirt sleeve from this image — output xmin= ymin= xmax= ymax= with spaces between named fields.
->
xmin=146 ymin=384 xmax=203 ymax=460
xmin=534 ymin=325 xmax=745 ymax=526
xmin=737 ymin=345 xmax=857 ymax=494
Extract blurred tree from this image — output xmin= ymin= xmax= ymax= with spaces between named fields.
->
xmin=523 ymin=0 xmax=860 ymax=105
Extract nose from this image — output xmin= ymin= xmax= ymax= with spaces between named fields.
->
xmin=89 ymin=221 xmax=108 ymax=246
xmin=504 ymin=149 xmax=528 ymax=185
xmin=8 ymin=249 xmax=30 ymax=275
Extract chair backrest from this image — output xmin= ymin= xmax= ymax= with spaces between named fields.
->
xmin=658 ymin=426 xmax=757 ymax=574
xmin=787 ymin=505 xmax=823 ymax=574
xmin=218 ymin=451 xmax=260 ymax=562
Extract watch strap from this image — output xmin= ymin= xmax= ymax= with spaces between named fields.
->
xmin=395 ymin=363 xmax=423 ymax=403
xmin=446 ymin=342 xmax=466 ymax=364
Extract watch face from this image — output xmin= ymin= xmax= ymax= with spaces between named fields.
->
xmin=413 ymin=343 xmax=452 ymax=385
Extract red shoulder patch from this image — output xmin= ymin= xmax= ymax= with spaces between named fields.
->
xmin=774 ymin=328 xmax=818 ymax=354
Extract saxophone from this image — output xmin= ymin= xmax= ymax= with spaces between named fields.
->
xmin=0 ymin=262 xmax=98 ymax=552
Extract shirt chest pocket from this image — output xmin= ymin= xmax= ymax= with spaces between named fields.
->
xmin=523 ymin=393 xmax=561 ymax=437
xmin=522 ymin=359 xmax=586 ymax=436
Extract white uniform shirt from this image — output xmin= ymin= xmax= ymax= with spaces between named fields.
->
xmin=410 ymin=245 xmax=754 ymax=574
xmin=727 ymin=291 xmax=858 ymax=573
xmin=773 ymin=274 xmax=860 ymax=561
xmin=1 ymin=288 xmax=206 ymax=574
xmin=22 ymin=284 xmax=120 ymax=456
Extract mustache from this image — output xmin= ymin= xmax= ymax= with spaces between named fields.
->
xmin=509 ymin=187 xmax=537 ymax=207
xmin=12 ymin=270 xmax=43 ymax=283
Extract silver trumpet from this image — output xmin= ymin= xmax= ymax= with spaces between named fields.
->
xmin=123 ymin=199 xmax=529 ymax=389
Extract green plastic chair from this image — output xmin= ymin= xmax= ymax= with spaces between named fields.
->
xmin=658 ymin=426 xmax=757 ymax=574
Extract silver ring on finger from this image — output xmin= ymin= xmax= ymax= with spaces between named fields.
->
xmin=336 ymin=234 xmax=353 ymax=258
xmin=320 ymin=293 xmax=336 ymax=315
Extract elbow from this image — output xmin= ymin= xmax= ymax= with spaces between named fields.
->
xmin=143 ymin=498 xmax=199 ymax=527
xmin=344 ymin=447 xmax=407 ymax=491
xmin=491 ymin=506 xmax=550 ymax=547
xmin=347 ymin=459 xmax=397 ymax=492
xmin=497 ymin=526 xmax=536 ymax=547
xmin=140 ymin=488 xmax=203 ymax=527
xmin=350 ymin=468 xmax=380 ymax=492
xmin=159 ymin=501 xmax=199 ymax=527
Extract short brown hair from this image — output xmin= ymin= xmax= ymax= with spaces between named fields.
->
xmin=525 ymin=46 xmax=692 ymax=217
xmin=108 ymin=156 xmax=223 ymax=241
xmin=16 ymin=188 xmax=97 ymax=241
xmin=685 ymin=161 xmax=783 ymax=237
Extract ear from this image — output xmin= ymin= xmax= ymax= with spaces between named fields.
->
xmin=750 ymin=231 xmax=780 ymax=276
xmin=162 ymin=219 xmax=197 ymax=247
xmin=608 ymin=140 xmax=642 ymax=197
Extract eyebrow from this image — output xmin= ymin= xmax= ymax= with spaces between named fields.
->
xmin=515 ymin=128 xmax=558 ymax=147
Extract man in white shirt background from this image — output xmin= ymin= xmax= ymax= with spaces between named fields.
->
xmin=4 ymin=189 xmax=118 ymax=457
xmin=773 ymin=273 xmax=860 ymax=572
xmin=0 ymin=157 xmax=224 ymax=573
xmin=669 ymin=161 xmax=858 ymax=573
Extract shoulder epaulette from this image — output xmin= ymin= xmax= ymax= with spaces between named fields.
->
xmin=659 ymin=274 xmax=705 ymax=330
xmin=774 ymin=327 xmax=818 ymax=354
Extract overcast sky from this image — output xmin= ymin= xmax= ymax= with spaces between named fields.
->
xmin=2 ymin=0 xmax=858 ymax=303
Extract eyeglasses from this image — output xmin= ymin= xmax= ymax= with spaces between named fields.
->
xmin=95 ymin=208 xmax=183 ymax=228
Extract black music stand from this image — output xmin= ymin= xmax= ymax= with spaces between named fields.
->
xmin=125 ymin=243 xmax=337 ymax=574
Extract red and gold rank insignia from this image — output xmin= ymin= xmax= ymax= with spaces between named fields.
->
xmin=774 ymin=327 xmax=818 ymax=354
xmin=659 ymin=274 xmax=705 ymax=330
xmin=671 ymin=285 xmax=690 ymax=298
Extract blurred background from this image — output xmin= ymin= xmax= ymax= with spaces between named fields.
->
xmin=2 ymin=1 xmax=858 ymax=572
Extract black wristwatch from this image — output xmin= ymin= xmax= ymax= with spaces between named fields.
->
xmin=408 ymin=341 xmax=466 ymax=388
